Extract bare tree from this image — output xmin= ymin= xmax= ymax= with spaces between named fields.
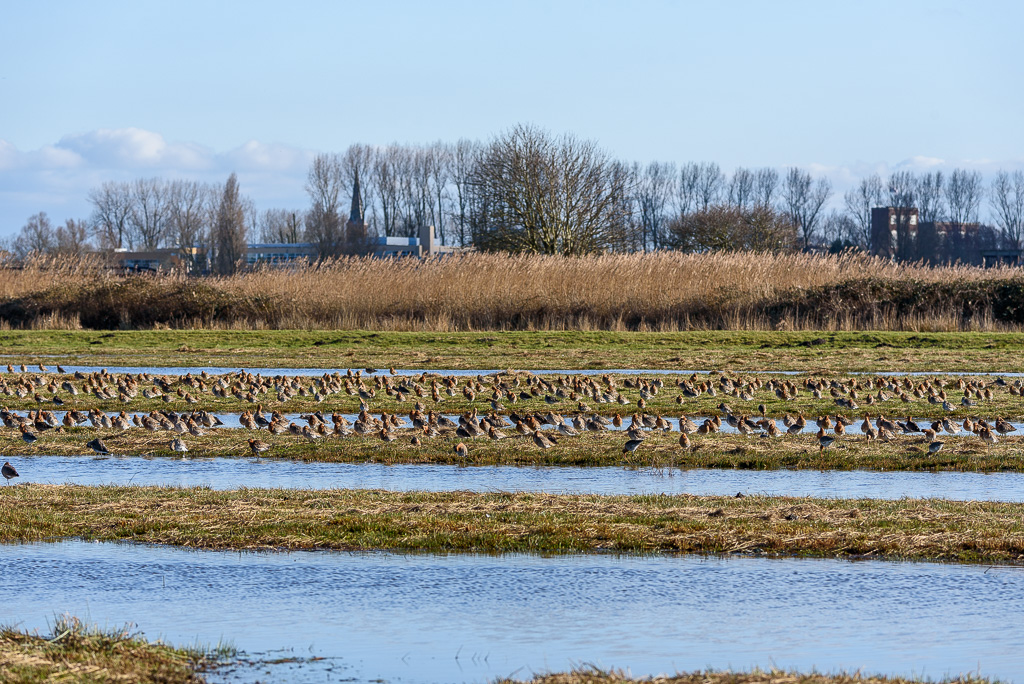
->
xmin=427 ymin=142 xmax=452 ymax=245
xmin=448 ymin=139 xmax=482 ymax=248
xmin=843 ymin=173 xmax=885 ymax=247
xmin=305 ymin=153 xmax=346 ymax=258
xmin=55 ymin=218 xmax=91 ymax=256
xmin=211 ymin=173 xmax=249 ymax=275
xmin=166 ymin=180 xmax=212 ymax=271
xmin=676 ymin=162 xmax=701 ymax=217
xmin=12 ymin=212 xmax=55 ymax=259
xmin=782 ymin=168 xmax=832 ymax=249
xmin=127 ymin=178 xmax=171 ymax=250
xmin=754 ymin=168 xmax=780 ymax=209
xmin=635 ymin=161 xmax=676 ymax=250
xmin=820 ymin=210 xmax=861 ymax=251
xmin=916 ymin=171 xmax=946 ymax=223
xmin=695 ymin=162 xmax=724 ymax=211
xmin=990 ymin=170 xmax=1024 ymax=248
xmin=945 ymin=168 xmax=984 ymax=226
xmin=470 ymin=124 xmax=632 ymax=255
xmin=258 ymin=208 xmax=305 ymax=243
xmin=887 ymin=171 xmax=919 ymax=260
xmin=88 ymin=181 xmax=133 ymax=249
xmin=727 ymin=167 xmax=755 ymax=210
xmin=372 ymin=145 xmax=403 ymax=237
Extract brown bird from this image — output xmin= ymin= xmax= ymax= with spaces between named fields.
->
xmin=86 ymin=438 xmax=109 ymax=455
xmin=533 ymin=431 xmax=557 ymax=450
xmin=622 ymin=438 xmax=644 ymax=454
xmin=1 ymin=461 xmax=18 ymax=484
xmin=170 ymin=437 xmax=188 ymax=453
xmin=679 ymin=432 xmax=691 ymax=449
xmin=247 ymin=438 xmax=271 ymax=456
xmin=19 ymin=425 xmax=38 ymax=444
xmin=453 ymin=442 xmax=469 ymax=459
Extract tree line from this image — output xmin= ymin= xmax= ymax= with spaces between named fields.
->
xmin=5 ymin=125 xmax=1024 ymax=264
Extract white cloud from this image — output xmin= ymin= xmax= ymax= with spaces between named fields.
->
xmin=55 ymin=128 xmax=213 ymax=169
xmin=222 ymin=140 xmax=315 ymax=172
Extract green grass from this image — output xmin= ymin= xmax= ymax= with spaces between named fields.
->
xmin=2 ymin=485 xmax=1024 ymax=563
xmin=0 ymin=614 xmax=230 ymax=682
xmin=5 ymin=330 xmax=1024 ymax=372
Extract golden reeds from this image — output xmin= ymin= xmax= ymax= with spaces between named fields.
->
xmin=1 ymin=251 xmax=1023 ymax=331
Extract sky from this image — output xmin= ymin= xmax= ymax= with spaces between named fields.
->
xmin=1 ymin=0 xmax=1022 ymax=238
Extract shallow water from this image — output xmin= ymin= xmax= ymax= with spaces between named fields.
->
xmin=1 ymin=542 xmax=1021 ymax=683
xmin=6 ymin=363 xmax=1024 ymax=378
xmin=14 ymin=408 xmax=1022 ymax=437
xmin=9 ymin=455 xmax=1024 ymax=501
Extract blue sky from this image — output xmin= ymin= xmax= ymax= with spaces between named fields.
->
xmin=1 ymin=0 xmax=1021 ymax=237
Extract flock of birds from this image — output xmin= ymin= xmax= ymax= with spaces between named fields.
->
xmin=0 ymin=363 xmax=1022 ymax=473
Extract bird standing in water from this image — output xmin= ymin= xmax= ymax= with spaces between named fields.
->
xmin=2 ymin=461 xmax=18 ymax=484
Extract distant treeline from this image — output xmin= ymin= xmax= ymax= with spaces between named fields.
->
xmin=5 ymin=124 xmax=1023 ymax=262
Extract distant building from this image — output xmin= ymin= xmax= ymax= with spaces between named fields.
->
xmin=869 ymin=206 xmax=1001 ymax=265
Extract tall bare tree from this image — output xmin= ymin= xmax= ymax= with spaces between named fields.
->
xmin=470 ymin=124 xmax=632 ymax=255
xmin=127 ymin=178 xmax=171 ymax=250
xmin=843 ymin=173 xmax=885 ymax=247
xmin=635 ymin=161 xmax=676 ymax=250
xmin=212 ymin=173 xmax=249 ymax=275
xmin=676 ymin=162 xmax=701 ymax=217
xmin=945 ymin=168 xmax=984 ymax=226
xmin=695 ymin=162 xmax=724 ymax=211
xmin=305 ymin=153 xmax=346 ymax=257
xmin=258 ymin=208 xmax=305 ymax=243
xmin=88 ymin=181 xmax=133 ymax=249
xmin=11 ymin=212 xmax=55 ymax=259
xmin=727 ymin=167 xmax=755 ymax=210
xmin=55 ymin=218 xmax=91 ymax=256
xmin=916 ymin=171 xmax=946 ymax=223
xmin=990 ymin=170 xmax=1024 ymax=248
xmin=782 ymin=168 xmax=832 ymax=249
xmin=448 ymin=139 xmax=482 ymax=248
xmin=754 ymin=167 xmax=780 ymax=209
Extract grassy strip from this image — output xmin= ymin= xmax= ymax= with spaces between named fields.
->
xmin=4 ymin=330 xmax=1024 ymax=372
xmin=2 ymin=485 xmax=1024 ymax=563
xmin=0 ymin=615 xmax=225 ymax=683
xmin=5 ymin=426 xmax=1024 ymax=471
xmin=495 ymin=669 xmax=995 ymax=684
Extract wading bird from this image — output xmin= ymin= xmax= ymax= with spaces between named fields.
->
xmin=2 ymin=461 xmax=18 ymax=484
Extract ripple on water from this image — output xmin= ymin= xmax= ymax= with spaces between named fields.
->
xmin=1 ymin=542 xmax=1021 ymax=684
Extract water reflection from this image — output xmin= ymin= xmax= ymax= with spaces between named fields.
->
xmin=0 ymin=542 xmax=1019 ymax=684
xmin=9 ymin=455 xmax=1024 ymax=501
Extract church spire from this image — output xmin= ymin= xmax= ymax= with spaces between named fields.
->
xmin=348 ymin=169 xmax=364 ymax=225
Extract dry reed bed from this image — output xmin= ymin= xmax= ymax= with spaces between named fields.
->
xmin=3 ymin=252 xmax=1024 ymax=331
xmin=2 ymin=486 xmax=1022 ymax=562
xmin=497 ymin=670 xmax=995 ymax=684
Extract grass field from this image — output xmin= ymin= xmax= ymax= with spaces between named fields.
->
xmin=4 ymin=330 xmax=1024 ymax=372
xmin=2 ymin=485 xmax=1023 ymax=563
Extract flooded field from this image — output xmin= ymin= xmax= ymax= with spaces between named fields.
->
xmin=8 ymin=454 xmax=1024 ymax=501
xmin=1 ymin=542 xmax=1020 ymax=683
